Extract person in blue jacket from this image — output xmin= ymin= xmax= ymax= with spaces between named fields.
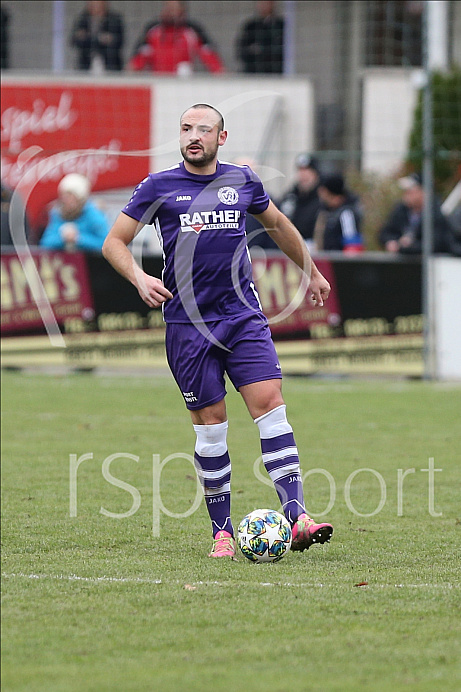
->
xmin=40 ymin=174 xmax=109 ymax=252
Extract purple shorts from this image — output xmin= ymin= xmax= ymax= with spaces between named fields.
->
xmin=165 ymin=313 xmax=282 ymax=410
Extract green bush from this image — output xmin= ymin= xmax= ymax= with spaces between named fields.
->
xmin=407 ymin=69 xmax=461 ymax=194
xmin=345 ymin=171 xmax=402 ymax=250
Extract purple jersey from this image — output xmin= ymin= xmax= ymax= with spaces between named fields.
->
xmin=122 ymin=161 xmax=270 ymax=323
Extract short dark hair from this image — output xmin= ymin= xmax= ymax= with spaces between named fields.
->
xmin=319 ymin=173 xmax=346 ymax=196
xmin=180 ymin=104 xmax=225 ymax=132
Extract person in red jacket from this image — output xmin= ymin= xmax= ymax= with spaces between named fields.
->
xmin=129 ymin=0 xmax=224 ymax=75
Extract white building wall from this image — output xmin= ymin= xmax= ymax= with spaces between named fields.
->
xmin=361 ymin=68 xmax=420 ymax=176
xmin=432 ymin=257 xmax=461 ymax=380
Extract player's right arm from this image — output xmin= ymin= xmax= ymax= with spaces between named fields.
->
xmin=102 ymin=212 xmax=172 ymax=308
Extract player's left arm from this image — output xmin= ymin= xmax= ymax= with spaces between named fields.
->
xmin=253 ymin=200 xmax=330 ymax=306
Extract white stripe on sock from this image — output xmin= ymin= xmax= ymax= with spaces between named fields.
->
xmin=204 ymin=483 xmax=231 ymax=496
xmin=196 ymin=462 xmax=232 ymax=481
xmin=266 ymin=462 xmax=300 ymax=483
xmin=262 ymin=446 xmax=298 ymax=464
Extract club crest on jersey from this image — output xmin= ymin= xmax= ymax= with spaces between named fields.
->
xmin=179 ymin=209 xmax=241 ymax=233
xmin=218 ymin=186 xmax=239 ymax=205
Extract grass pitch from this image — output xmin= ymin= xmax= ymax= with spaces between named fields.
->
xmin=1 ymin=371 xmax=460 ymax=692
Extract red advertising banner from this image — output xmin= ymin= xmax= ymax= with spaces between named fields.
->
xmin=1 ymin=251 xmax=94 ymax=334
xmin=1 ymin=82 xmax=151 ymax=230
xmin=252 ymin=256 xmax=341 ymax=336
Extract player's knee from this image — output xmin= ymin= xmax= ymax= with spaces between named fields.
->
xmin=192 ymin=412 xmax=227 ymax=425
xmin=190 ymin=401 xmax=227 ymax=425
xmin=252 ymin=395 xmax=285 ymax=420
xmin=266 ymin=395 xmax=285 ymax=413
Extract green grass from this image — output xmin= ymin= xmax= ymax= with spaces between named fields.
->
xmin=1 ymin=371 xmax=460 ymax=692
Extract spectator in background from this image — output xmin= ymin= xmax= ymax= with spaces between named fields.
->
xmin=129 ymin=0 xmax=224 ymax=75
xmin=379 ymin=173 xmax=452 ymax=254
xmin=1 ymin=182 xmax=31 ymax=246
xmin=314 ymin=173 xmax=364 ymax=253
xmin=70 ymin=0 xmax=124 ymax=72
xmin=40 ymin=174 xmax=109 ymax=252
xmin=236 ymin=0 xmax=284 ymax=74
xmin=1 ymin=4 xmax=10 ymax=69
xmin=278 ymin=154 xmax=322 ymax=248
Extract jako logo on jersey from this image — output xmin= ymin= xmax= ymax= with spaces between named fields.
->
xmin=179 ymin=209 xmax=241 ymax=233
xmin=176 ymin=195 xmax=192 ymax=201
xmin=218 ymin=186 xmax=239 ymax=205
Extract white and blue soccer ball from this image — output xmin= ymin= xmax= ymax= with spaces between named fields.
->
xmin=237 ymin=508 xmax=292 ymax=563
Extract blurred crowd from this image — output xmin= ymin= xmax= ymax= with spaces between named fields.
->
xmin=1 ymin=0 xmax=284 ymax=74
xmin=247 ymin=156 xmax=460 ymax=257
xmin=69 ymin=0 xmax=284 ymax=76
xmin=2 ymin=0 xmax=284 ymax=77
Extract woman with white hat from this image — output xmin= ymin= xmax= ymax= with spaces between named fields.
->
xmin=40 ymin=174 xmax=109 ymax=252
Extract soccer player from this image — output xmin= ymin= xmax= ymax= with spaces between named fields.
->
xmin=102 ymin=104 xmax=334 ymax=558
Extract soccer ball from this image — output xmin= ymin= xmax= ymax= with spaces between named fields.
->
xmin=237 ymin=509 xmax=292 ymax=563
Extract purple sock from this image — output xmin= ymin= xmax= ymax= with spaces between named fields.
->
xmin=193 ymin=422 xmax=233 ymax=537
xmin=255 ymin=406 xmax=306 ymax=526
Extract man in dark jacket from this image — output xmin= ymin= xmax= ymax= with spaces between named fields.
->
xmin=236 ymin=0 xmax=284 ymax=74
xmin=315 ymin=173 xmax=364 ymax=253
xmin=379 ymin=173 xmax=452 ymax=254
xmin=278 ymin=154 xmax=322 ymax=246
xmin=71 ymin=0 xmax=124 ymax=71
